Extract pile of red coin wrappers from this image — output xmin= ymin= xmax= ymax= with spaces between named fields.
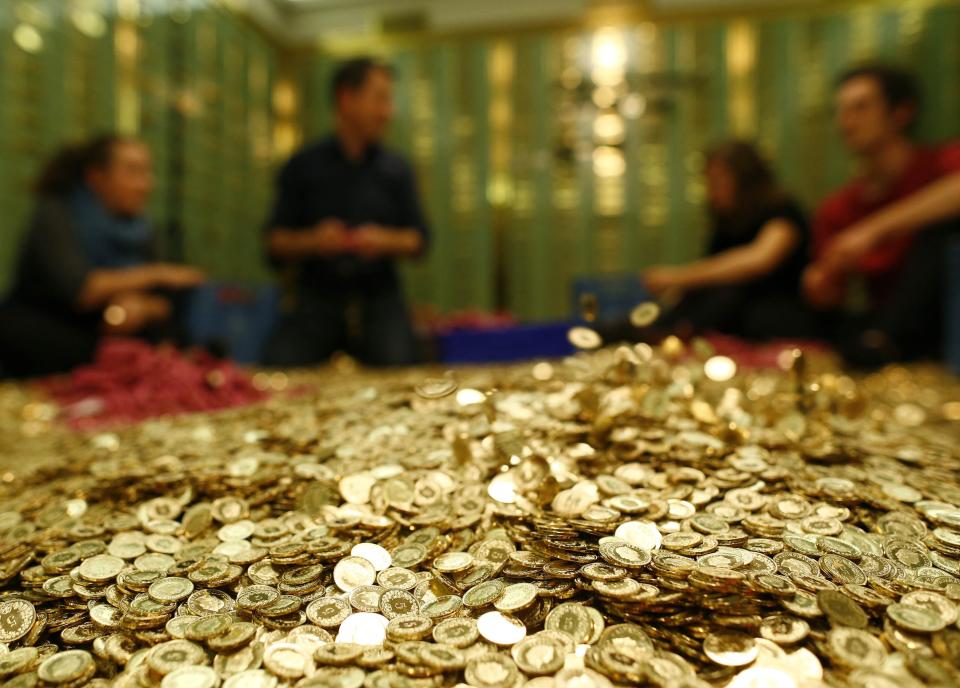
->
xmin=38 ymin=339 xmax=267 ymax=429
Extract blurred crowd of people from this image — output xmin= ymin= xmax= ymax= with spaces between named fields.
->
xmin=1 ymin=59 xmax=958 ymax=378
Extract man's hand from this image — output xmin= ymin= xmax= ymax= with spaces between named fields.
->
xmin=102 ymin=292 xmax=172 ymax=335
xmin=820 ymin=221 xmax=882 ymax=272
xmin=350 ymin=224 xmax=398 ymax=259
xmin=153 ymin=264 xmax=206 ymax=290
xmin=310 ymin=219 xmax=349 ymax=256
xmin=801 ymin=263 xmax=845 ymax=308
xmin=643 ymin=265 xmax=687 ymax=296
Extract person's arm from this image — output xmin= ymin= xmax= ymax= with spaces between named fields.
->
xmin=77 ymin=264 xmax=204 ymax=311
xmin=821 ymin=171 xmax=960 ymax=270
xmin=267 ymin=219 xmax=350 ymax=261
xmin=645 ymin=219 xmax=800 ymax=292
xmin=352 ymin=159 xmax=431 ymax=260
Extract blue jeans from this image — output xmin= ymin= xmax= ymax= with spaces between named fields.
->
xmin=264 ymin=285 xmax=417 ymax=367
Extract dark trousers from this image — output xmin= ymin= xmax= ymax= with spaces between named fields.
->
xmin=264 ymin=285 xmax=417 ymax=367
xmin=659 ymin=286 xmax=818 ymax=341
xmin=0 ymin=301 xmax=98 ymax=379
xmin=827 ymin=221 xmax=958 ymax=365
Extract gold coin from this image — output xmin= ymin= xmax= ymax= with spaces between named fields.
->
xmin=160 ymin=666 xmax=219 ymax=688
xmin=703 ymin=631 xmax=757 ymax=666
xmin=77 ymin=555 xmax=125 ymax=583
xmin=36 ymin=650 xmax=95 ymax=684
xmin=494 ymin=583 xmax=538 ymax=613
xmin=0 ymin=600 xmax=36 ymax=643
xmin=629 ymin=301 xmax=660 ymax=328
xmin=414 ymin=377 xmax=458 ymax=399
xmin=567 ymin=326 xmax=602 ymax=350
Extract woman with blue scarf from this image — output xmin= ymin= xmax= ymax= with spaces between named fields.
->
xmin=0 ymin=135 xmax=204 ymax=378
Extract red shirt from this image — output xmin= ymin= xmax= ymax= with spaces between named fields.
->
xmin=813 ymin=142 xmax=960 ymax=301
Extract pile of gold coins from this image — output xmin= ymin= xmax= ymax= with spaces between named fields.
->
xmin=1 ymin=337 xmax=959 ymax=687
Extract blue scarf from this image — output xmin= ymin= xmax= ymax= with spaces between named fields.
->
xmin=68 ymin=185 xmax=153 ymax=268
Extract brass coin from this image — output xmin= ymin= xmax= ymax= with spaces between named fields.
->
xmin=629 ymin=302 xmax=661 ymax=328
xmin=494 ymin=583 xmax=538 ymax=613
xmin=379 ymin=589 xmax=418 ymax=619
xmin=463 ymin=579 xmax=506 ymax=609
xmin=305 ymin=597 xmax=351 ymax=628
xmin=0 ymin=600 xmax=36 ymax=643
xmin=236 ymin=585 xmax=280 ymax=611
xmin=376 ymin=567 xmax=418 ymax=591
xmin=160 ymin=666 xmax=219 ymax=688
xmin=36 ymin=650 xmax=95 ymax=684
xmin=759 ymin=614 xmax=810 ymax=644
xmin=544 ymin=603 xmax=593 ymax=644
xmin=827 ymin=627 xmax=887 ymax=667
xmin=886 ymin=602 xmax=947 ymax=633
xmin=464 ymin=652 xmax=521 ymax=688
xmin=148 ymin=577 xmax=195 ymax=604
xmin=703 ymin=631 xmax=757 ymax=666
xmin=511 ymin=636 xmax=565 ymax=675
xmin=385 ymin=614 xmax=433 ymax=641
xmin=817 ymin=590 xmax=869 ymax=629
xmin=432 ymin=616 xmax=480 ymax=648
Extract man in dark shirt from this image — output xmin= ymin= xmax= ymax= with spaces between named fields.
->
xmin=264 ymin=57 xmax=429 ymax=367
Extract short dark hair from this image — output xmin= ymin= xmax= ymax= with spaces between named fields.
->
xmin=836 ymin=63 xmax=920 ymax=113
xmin=331 ymin=57 xmax=393 ymax=104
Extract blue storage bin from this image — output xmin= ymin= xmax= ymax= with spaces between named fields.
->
xmin=948 ymin=238 xmax=960 ymax=374
xmin=438 ymin=322 xmax=575 ymax=364
xmin=571 ymin=273 xmax=651 ymax=323
xmin=183 ymin=283 xmax=280 ymax=364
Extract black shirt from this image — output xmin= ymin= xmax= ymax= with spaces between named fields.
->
xmin=708 ymin=199 xmax=809 ymax=295
xmin=6 ymin=196 xmax=157 ymax=329
xmin=266 ymin=136 xmax=430 ymax=292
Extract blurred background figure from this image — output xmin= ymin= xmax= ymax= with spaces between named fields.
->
xmin=804 ymin=64 xmax=960 ymax=366
xmin=263 ymin=57 xmax=429 ymax=367
xmin=0 ymin=135 xmax=204 ymax=378
xmin=642 ymin=141 xmax=812 ymax=339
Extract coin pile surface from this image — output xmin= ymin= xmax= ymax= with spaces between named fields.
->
xmin=1 ymin=339 xmax=959 ymax=688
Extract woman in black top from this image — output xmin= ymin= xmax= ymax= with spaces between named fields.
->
xmin=643 ymin=140 xmax=814 ymax=339
xmin=0 ymin=135 xmax=204 ymax=378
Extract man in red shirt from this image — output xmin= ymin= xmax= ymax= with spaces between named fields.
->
xmin=804 ymin=64 xmax=960 ymax=365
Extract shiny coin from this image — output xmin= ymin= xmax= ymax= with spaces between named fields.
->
xmin=614 ymin=521 xmax=662 ymax=550
xmin=306 ymin=598 xmax=352 ymax=628
xmin=77 ymin=554 xmax=125 ymax=583
xmin=149 ymin=577 xmax=195 ymax=604
xmin=351 ymin=543 xmax=391 ymax=571
xmin=414 ymin=377 xmax=458 ymax=399
xmin=208 ymin=622 xmax=257 ymax=653
xmin=511 ymin=636 xmax=565 ymax=675
xmin=703 ymin=631 xmax=757 ymax=666
xmin=567 ymin=326 xmax=602 ymax=350
xmin=465 ymin=652 xmax=521 ymax=688
xmin=817 ymin=590 xmax=868 ymax=629
xmin=827 ymin=627 xmax=887 ymax=667
xmin=222 ymin=670 xmax=276 ymax=688
xmin=263 ymin=642 xmax=313 ymax=679
xmin=463 ymin=579 xmax=506 ymax=609
xmin=0 ymin=600 xmax=36 ymax=643
xmin=901 ymin=590 xmax=958 ymax=626
xmin=333 ymin=556 xmax=376 ymax=592
xmin=544 ymin=603 xmax=593 ymax=644
xmin=236 ymin=585 xmax=280 ymax=611
xmin=759 ymin=615 xmax=810 ymax=644
xmin=336 ymin=612 xmax=388 ymax=646
xmin=494 ymin=583 xmax=538 ymax=612
xmin=378 ymin=589 xmax=418 ymax=618
xmin=36 ymin=650 xmax=95 ymax=684
xmin=147 ymin=640 xmax=207 ymax=675
xmin=599 ymin=541 xmax=652 ymax=568
xmin=886 ymin=602 xmax=947 ymax=633
xmin=434 ymin=551 xmax=474 ymax=573
xmin=629 ymin=302 xmax=661 ymax=328
xmin=419 ymin=644 xmax=466 ymax=671
xmin=477 ymin=611 xmax=527 ymax=646
xmin=161 ymin=665 xmax=219 ymax=688
xmin=385 ymin=614 xmax=433 ymax=641
xmin=433 ymin=616 xmax=480 ymax=648
xmin=0 ymin=647 xmax=39 ymax=677
xmin=376 ymin=567 xmax=418 ymax=590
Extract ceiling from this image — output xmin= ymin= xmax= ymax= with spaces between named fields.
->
xmin=240 ymin=0 xmax=825 ymax=46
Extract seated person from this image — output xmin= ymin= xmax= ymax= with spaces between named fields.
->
xmin=803 ymin=64 xmax=960 ymax=366
xmin=0 ymin=135 xmax=204 ymax=378
xmin=263 ymin=57 xmax=429 ymax=368
xmin=641 ymin=140 xmax=812 ymax=340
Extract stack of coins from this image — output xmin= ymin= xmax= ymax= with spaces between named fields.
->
xmin=0 ymin=337 xmax=958 ymax=687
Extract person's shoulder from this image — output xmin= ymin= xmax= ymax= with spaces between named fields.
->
xmin=814 ymin=183 xmax=859 ymax=222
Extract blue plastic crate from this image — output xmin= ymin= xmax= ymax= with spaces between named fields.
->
xmin=571 ymin=273 xmax=651 ymax=323
xmin=438 ymin=322 xmax=575 ymax=364
xmin=182 ymin=283 xmax=280 ymax=364
xmin=948 ymin=238 xmax=960 ymax=374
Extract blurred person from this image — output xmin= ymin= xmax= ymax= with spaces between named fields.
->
xmin=0 ymin=135 xmax=204 ymax=378
xmin=641 ymin=140 xmax=813 ymax=339
xmin=803 ymin=64 xmax=960 ymax=365
xmin=264 ymin=57 xmax=429 ymax=367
